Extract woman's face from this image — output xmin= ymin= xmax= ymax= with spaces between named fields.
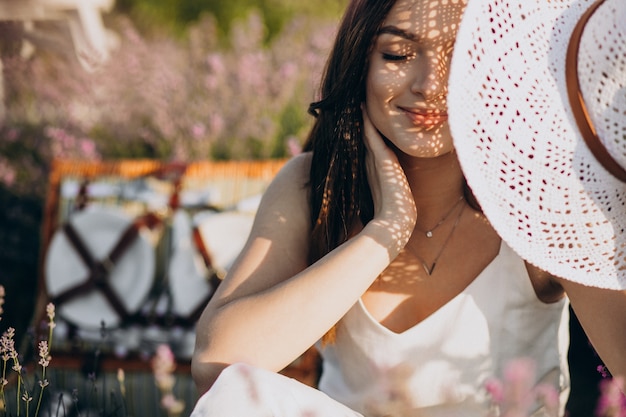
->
xmin=365 ymin=0 xmax=467 ymax=158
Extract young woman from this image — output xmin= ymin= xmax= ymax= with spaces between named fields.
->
xmin=191 ymin=0 xmax=626 ymax=415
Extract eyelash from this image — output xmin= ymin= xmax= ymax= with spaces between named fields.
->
xmin=381 ymin=53 xmax=410 ymax=62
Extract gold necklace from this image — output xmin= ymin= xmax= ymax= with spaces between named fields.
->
xmin=416 ymin=195 xmax=464 ymax=238
xmin=407 ymin=202 xmax=465 ymax=276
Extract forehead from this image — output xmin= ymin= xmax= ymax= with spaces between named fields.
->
xmin=382 ymin=0 xmax=467 ymax=42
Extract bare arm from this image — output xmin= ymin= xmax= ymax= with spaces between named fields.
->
xmin=191 ymin=112 xmax=417 ymax=394
xmin=557 ymin=277 xmax=626 ymax=382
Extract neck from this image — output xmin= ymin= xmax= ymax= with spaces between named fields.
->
xmin=397 ymin=150 xmax=466 ymax=199
xmin=396 ymin=149 xmax=467 ymax=227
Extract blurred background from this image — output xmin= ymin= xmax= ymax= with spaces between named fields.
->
xmin=0 ymin=1 xmax=345 ymax=414
xmin=0 ymin=0 xmax=345 ymax=343
xmin=0 ymin=1 xmax=608 ymax=416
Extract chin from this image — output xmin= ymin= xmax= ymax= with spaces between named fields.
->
xmin=393 ymin=137 xmax=454 ymax=159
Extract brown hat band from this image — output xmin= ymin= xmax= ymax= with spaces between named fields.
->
xmin=566 ymin=0 xmax=626 ymax=182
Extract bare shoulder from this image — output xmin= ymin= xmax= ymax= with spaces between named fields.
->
xmin=555 ymin=275 xmax=626 ymax=304
xmin=264 ymin=152 xmax=312 ymax=198
xmin=207 ymin=153 xmax=313 ymax=305
xmin=281 ymin=151 xmax=312 ymax=176
xmin=554 ymin=276 xmax=626 ymax=379
xmin=255 ymin=152 xmax=312 ymax=226
xmin=243 ymin=151 xmax=313 ymax=255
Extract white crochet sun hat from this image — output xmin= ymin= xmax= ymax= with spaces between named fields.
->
xmin=448 ymin=0 xmax=626 ymax=289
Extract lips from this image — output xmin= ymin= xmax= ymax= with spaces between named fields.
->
xmin=400 ymin=107 xmax=448 ymax=127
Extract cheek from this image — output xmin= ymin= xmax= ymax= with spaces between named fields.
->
xmin=365 ymin=72 xmax=394 ymax=117
xmin=365 ymin=95 xmax=393 ymax=142
xmin=365 ymin=76 xmax=382 ymax=123
xmin=366 ymin=59 xmax=411 ymax=107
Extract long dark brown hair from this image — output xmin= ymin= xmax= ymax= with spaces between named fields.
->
xmin=303 ymin=0 xmax=397 ymax=266
xmin=304 ymin=0 xmax=480 ymax=342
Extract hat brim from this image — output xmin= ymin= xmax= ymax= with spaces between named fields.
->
xmin=448 ymin=0 xmax=626 ymax=289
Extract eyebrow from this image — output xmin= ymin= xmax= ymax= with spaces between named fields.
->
xmin=377 ymin=25 xmax=420 ymax=42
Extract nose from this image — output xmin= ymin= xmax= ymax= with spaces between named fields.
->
xmin=411 ymin=49 xmax=449 ymax=101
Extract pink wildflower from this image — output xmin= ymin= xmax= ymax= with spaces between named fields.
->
xmin=0 ymin=159 xmax=16 ymax=188
xmin=534 ymin=383 xmax=560 ymax=417
xmin=485 ymin=377 xmax=505 ymax=403
xmin=206 ymin=53 xmax=226 ymax=75
xmin=191 ymin=123 xmax=206 ymax=139
xmin=151 ymin=344 xmax=185 ymax=416
xmin=279 ymin=62 xmax=298 ymax=79
xmin=1 ymin=328 xmax=16 ymax=362
xmin=0 ymin=285 xmax=4 ymax=319
xmin=79 ymin=139 xmax=99 ymax=159
xmin=596 ymin=376 xmax=626 ymax=417
xmin=161 ymin=393 xmax=185 ymax=415
xmin=46 ymin=303 xmax=56 ymax=329
xmin=11 ymin=362 xmax=21 ymax=374
xmin=38 ymin=341 xmax=50 ymax=368
xmin=152 ymin=345 xmax=176 ymax=373
xmin=599 ymin=365 xmax=611 ymax=378
xmin=208 ymin=113 xmax=225 ymax=137
xmin=287 ymin=136 xmax=303 ymax=156
xmin=151 ymin=344 xmax=176 ymax=391
xmin=485 ymin=358 xmax=561 ymax=417
xmin=502 ymin=357 xmax=536 ymax=409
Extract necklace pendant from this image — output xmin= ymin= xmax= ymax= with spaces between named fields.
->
xmin=426 ymin=231 xmax=433 ymax=238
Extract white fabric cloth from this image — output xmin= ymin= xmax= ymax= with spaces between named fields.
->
xmin=190 ymin=362 xmax=364 ymax=417
xmin=318 ymin=241 xmax=570 ymax=416
xmin=191 ymin=241 xmax=571 ymax=417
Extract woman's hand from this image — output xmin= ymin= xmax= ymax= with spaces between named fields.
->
xmin=192 ymin=110 xmax=419 ymax=392
xmin=361 ymin=107 xmax=417 ymax=258
xmin=193 ymin=152 xmax=412 ymax=392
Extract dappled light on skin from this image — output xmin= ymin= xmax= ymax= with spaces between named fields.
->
xmin=369 ymin=209 xmax=492 ymax=288
xmin=361 ymin=107 xmax=418 ymax=261
xmin=362 ymin=207 xmax=498 ymax=334
xmin=364 ymin=155 xmax=417 ymax=259
xmin=366 ymin=0 xmax=467 ymax=158
xmin=360 ymin=0 xmax=484 ymax=336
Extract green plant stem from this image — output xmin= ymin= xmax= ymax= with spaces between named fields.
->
xmin=34 ymin=368 xmax=46 ymax=417
xmin=16 ymin=375 xmax=20 ymax=416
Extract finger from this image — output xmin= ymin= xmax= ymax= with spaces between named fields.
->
xmin=361 ymin=107 xmax=383 ymax=183
xmin=361 ymin=106 xmax=381 ymax=154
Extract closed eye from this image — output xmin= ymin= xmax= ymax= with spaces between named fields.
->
xmin=382 ymin=52 xmax=410 ymax=62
